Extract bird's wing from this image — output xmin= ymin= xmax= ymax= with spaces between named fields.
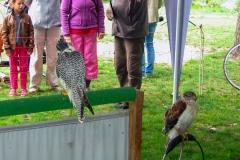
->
xmin=56 ymin=55 xmax=62 ymax=78
xmin=56 ymin=48 xmax=89 ymax=123
xmin=163 ymin=100 xmax=187 ymax=134
xmin=71 ymin=87 xmax=84 ymax=122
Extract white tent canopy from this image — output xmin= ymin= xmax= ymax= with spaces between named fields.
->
xmin=165 ymin=0 xmax=193 ymax=103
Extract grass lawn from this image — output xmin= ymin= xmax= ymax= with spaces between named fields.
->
xmin=1 ymin=3 xmax=240 ymax=160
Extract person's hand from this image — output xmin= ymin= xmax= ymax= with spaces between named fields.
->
xmin=64 ymin=35 xmax=72 ymax=44
xmin=106 ymin=5 xmax=114 ymax=21
xmin=3 ymin=1 xmax=8 ymax=6
xmin=6 ymin=52 xmax=11 ymax=57
xmin=98 ymin=32 xmax=105 ymax=39
xmin=27 ymin=51 xmax=32 ymax=55
xmin=24 ymin=1 xmax=31 ymax=7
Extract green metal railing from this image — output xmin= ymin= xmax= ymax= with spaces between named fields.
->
xmin=0 ymin=87 xmax=136 ymax=117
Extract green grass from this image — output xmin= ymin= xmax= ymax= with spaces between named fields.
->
xmin=1 ymin=5 xmax=240 ymax=160
xmin=140 ymin=53 xmax=240 ymax=159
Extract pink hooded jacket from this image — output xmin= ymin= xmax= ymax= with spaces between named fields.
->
xmin=61 ymin=0 xmax=105 ymax=35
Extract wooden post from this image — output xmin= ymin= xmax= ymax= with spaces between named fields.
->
xmin=128 ymin=90 xmax=144 ymax=160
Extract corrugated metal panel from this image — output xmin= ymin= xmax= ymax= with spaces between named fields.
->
xmin=0 ymin=110 xmax=129 ymax=160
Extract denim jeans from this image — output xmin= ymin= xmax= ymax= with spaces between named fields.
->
xmin=142 ymin=22 xmax=157 ymax=76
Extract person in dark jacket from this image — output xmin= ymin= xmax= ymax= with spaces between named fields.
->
xmin=106 ymin=0 xmax=148 ymax=109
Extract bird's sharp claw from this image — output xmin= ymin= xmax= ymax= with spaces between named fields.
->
xmin=61 ymin=91 xmax=68 ymax=96
xmin=78 ymin=117 xmax=84 ymax=123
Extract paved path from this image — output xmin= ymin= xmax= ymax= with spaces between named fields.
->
xmin=97 ymin=40 xmax=202 ymax=65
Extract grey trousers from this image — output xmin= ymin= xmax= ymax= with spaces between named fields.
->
xmin=114 ymin=36 xmax=144 ymax=90
xmin=29 ymin=27 xmax=60 ymax=88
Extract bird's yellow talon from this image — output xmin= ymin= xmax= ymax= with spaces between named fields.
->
xmin=61 ymin=91 xmax=68 ymax=96
xmin=182 ymin=132 xmax=189 ymax=141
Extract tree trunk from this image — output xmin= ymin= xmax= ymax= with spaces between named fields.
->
xmin=234 ymin=7 xmax=240 ymax=44
xmin=233 ymin=6 xmax=240 ymax=57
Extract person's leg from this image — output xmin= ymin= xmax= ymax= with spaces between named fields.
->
xmin=29 ymin=27 xmax=45 ymax=89
xmin=142 ymin=47 xmax=146 ymax=76
xmin=114 ymin=36 xmax=128 ymax=87
xmin=85 ymin=79 xmax=91 ymax=91
xmin=18 ymin=46 xmax=28 ymax=89
xmin=71 ymin=34 xmax=84 ymax=54
xmin=84 ymin=32 xmax=98 ymax=90
xmin=83 ymin=32 xmax=98 ymax=80
xmin=18 ymin=45 xmax=29 ymax=96
xmin=112 ymin=36 xmax=130 ymax=109
xmin=125 ymin=37 xmax=144 ymax=90
xmin=145 ymin=22 xmax=157 ymax=76
xmin=45 ymin=26 xmax=61 ymax=87
xmin=9 ymin=48 xmax=19 ymax=94
xmin=71 ymin=34 xmax=88 ymax=88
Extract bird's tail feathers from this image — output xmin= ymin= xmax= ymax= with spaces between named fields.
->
xmin=77 ymin=104 xmax=85 ymax=123
xmin=81 ymin=91 xmax=94 ymax=115
xmin=76 ymin=84 xmax=94 ymax=115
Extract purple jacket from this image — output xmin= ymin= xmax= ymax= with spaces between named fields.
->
xmin=61 ymin=0 xmax=105 ymax=35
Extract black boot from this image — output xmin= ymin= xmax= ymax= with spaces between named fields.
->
xmin=85 ymin=79 xmax=91 ymax=91
xmin=112 ymin=102 xmax=129 ymax=109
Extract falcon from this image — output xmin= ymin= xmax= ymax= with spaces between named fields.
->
xmin=56 ymin=41 xmax=94 ymax=123
xmin=162 ymin=91 xmax=199 ymax=146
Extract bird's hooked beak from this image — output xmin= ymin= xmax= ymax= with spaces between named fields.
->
xmin=192 ymin=96 xmax=197 ymax=101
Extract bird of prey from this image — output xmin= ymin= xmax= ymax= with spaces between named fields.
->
xmin=56 ymin=41 xmax=94 ymax=123
xmin=162 ymin=91 xmax=199 ymax=147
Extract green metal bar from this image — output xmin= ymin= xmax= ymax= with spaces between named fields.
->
xmin=0 ymin=87 xmax=136 ymax=117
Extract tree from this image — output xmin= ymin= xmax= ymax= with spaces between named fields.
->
xmin=234 ymin=7 xmax=240 ymax=45
xmin=233 ymin=6 xmax=240 ymax=57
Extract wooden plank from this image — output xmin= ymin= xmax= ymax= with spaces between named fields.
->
xmin=0 ymin=87 xmax=136 ymax=117
xmin=128 ymin=90 xmax=144 ymax=160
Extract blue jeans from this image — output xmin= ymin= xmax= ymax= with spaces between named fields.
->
xmin=142 ymin=22 xmax=157 ymax=76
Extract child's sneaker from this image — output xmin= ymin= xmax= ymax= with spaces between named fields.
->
xmin=20 ymin=89 xmax=28 ymax=97
xmin=9 ymin=89 xmax=17 ymax=96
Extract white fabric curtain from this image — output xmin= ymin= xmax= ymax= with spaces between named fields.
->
xmin=165 ymin=0 xmax=193 ymax=102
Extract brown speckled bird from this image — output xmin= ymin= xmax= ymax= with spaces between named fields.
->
xmin=162 ymin=91 xmax=199 ymax=146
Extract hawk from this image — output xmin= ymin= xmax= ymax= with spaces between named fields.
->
xmin=56 ymin=41 xmax=94 ymax=123
xmin=162 ymin=91 xmax=199 ymax=146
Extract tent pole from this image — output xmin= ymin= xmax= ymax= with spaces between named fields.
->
xmin=172 ymin=0 xmax=182 ymax=104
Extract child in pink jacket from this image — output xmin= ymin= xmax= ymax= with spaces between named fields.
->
xmin=61 ymin=0 xmax=105 ymax=91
